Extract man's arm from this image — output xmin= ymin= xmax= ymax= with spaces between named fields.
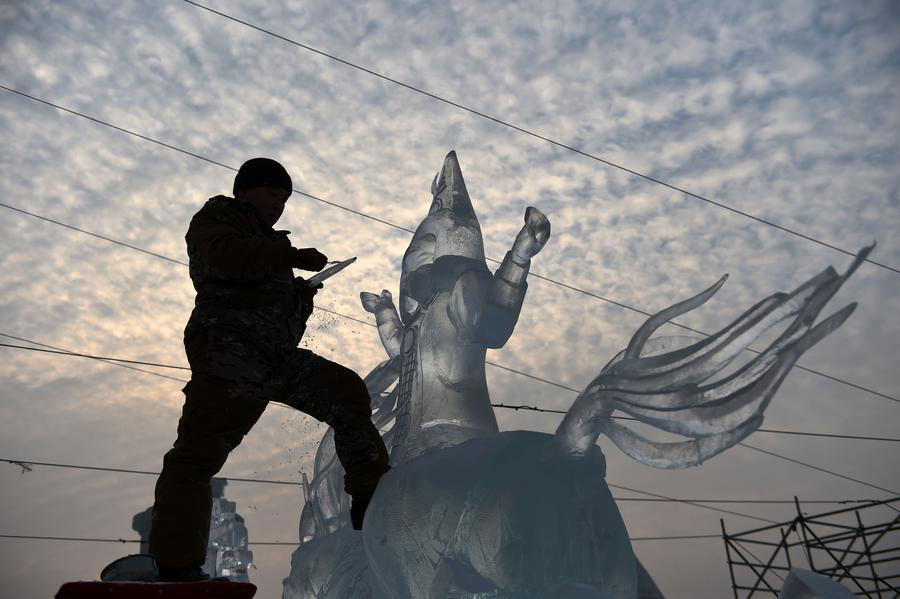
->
xmin=189 ymin=218 xmax=295 ymax=278
xmin=187 ymin=205 xmax=324 ymax=278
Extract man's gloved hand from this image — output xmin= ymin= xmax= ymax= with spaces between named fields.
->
xmin=294 ymin=248 xmax=328 ymax=271
xmin=300 ymin=281 xmax=324 ymax=298
xmin=295 ymin=277 xmax=323 ymax=327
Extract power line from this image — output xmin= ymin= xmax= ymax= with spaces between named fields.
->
xmin=180 ymin=0 xmax=896 ymax=276
xmin=630 ymin=534 xmax=720 ymax=541
xmin=0 ymin=457 xmax=768 ymax=523
xmin=2 ymin=458 xmax=883 ymax=506
xmin=4 ymin=339 xmax=899 ymax=444
xmin=0 ymin=458 xmax=298 ymax=487
xmin=731 ymin=539 xmax=786 ymax=583
xmin=5 ymin=342 xmax=896 ymax=501
xmin=0 ymin=333 xmax=188 ymax=383
xmin=1 ymin=86 xmax=895 ymax=407
xmin=495 ymin=399 xmax=900 ymax=443
xmin=0 ymin=202 xmax=188 ymax=266
xmin=0 ymin=86 xmax=413 ymax=236
xmin=0 ymin=534 xmax=140 ymax=544
xmin=739 ymin=443 xmax=898 ymax=495
xmin=0 ymin=532 xmax=717 ymax=544
xmin=607 ymin=482 xmax=774 ymax=524
xmin=0 ymin=210 xmax=893 ymax=412
xmin=613 ymin=498 xmax=885 ymax=505
xmin=0 ymin=343 xmax=191 ymax=370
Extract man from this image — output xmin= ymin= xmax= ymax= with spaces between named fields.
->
xmin=147 ymin=158 xmax=390 ymax=582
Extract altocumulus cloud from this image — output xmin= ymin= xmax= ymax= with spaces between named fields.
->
xmin=1 ymin=1 xmax=898 ymax=597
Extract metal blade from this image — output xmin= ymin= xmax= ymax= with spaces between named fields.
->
xmin=305 ymin=257 xmax=357 ymax=287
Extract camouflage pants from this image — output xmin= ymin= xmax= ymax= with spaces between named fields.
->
xmin=148 ymin=331 xmax=390 ymax=569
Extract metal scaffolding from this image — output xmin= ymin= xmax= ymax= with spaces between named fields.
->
xmin=721 ymin=496 xmax=900 ymax=598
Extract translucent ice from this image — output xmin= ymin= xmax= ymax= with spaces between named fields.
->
xmin=283 ymin=151 xmax=866 ymax=599
xmin=205 ymin=479 xmax=253 ymax=581
xmin=779 ymin=569 xmax=855 ymax=599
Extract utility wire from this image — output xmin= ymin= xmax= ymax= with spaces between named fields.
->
xmin=0 ymin=532 xmax=716 ymax=544
xmin=0 ymin=343 xmax=191 ymax=370
xmin=0 ymin=202 xmax=188 ymax=266
xmin=5 ymin=342 xmax=896 ymax=500
xmin=731 ymin=539 xmax=786 ymax=583
xmin=0 ymin=85 xmax=895 ymax=406
xmin=0 ymin=458 xmax=296 ymax=487
xmin=0 ymin=86 xmax=412 ymax=236
xmin=0 ymin=458 xmax=766 ymax=523
xmin=607 ymin=482 xmax=774 ymax=524
xmin=0 ymin=333 xmax=188 ymax=383
xmin=497 ymin=397 xmax=900 ymax=443
xmin=739 ymin=443 xmax=898 ymax=496
xmin=180 ymin=0 xmax=896 ymax=276
xmin=1 ymin=459 xmax=885 ymax=506
xmin=4 ymin=339 xmax=899 ymax=444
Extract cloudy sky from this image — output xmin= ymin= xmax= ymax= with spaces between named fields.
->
xmin=1 ymin=0 xmax=898 ymax=597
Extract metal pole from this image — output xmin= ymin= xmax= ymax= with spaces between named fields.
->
xmin=856 ymin=510 xmax=882 ymax=598
xmin=795 ymin=496 xmax=815 ymax=571
xmin=781 ymin=527 xmax=792 ymax=572
xmin=722 ymin=519 xmax=740 ymax=599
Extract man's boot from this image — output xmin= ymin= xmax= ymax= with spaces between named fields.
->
xmin=350 ymin=490 xmax=374 ymax=530
xmin=156 ymin=565 xmax=211 ymax=583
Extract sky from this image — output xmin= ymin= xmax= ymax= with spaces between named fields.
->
xmin=0 ymin=0 xmax=898 ymax=597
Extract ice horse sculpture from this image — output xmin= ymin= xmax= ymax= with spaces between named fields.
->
xmin=283 ymin=151 xmax=871 ymax=599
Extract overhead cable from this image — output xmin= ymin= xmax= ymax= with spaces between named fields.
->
xmin=4 ymin=341 xmax=896 ymax=499
xmin=739 ymin=443 xmax=898 ymax=495
xmin=0 ymin=202 xmax=188 ymax=266
xmin=0 ymin=535 xmax=759 ymax=553
xmin=4 ymin=339 xmax=899 ymax=444
xmin=179 ymin=0 xmax=896 ymax=276
xmin=0 ymin=333 xmax=188 ymax=383
xmin=0 ymin=85 xmax=894 ymax=406
xmin=0 ymin=458 xmax=769 ymax=523
xmin=0 ymin=343 xmax=191 ymax=370
xmin=1 ymin=458 xmax=885 ymax=506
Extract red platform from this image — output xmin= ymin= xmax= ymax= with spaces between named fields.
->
xmin=55 ymin=580 xmax=256 ymax=599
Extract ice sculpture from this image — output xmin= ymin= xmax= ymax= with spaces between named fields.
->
xmin=779 ymin=569 xmax=855 ymax=599
xmin=283 ymin=151 xmax=869 ymax=599
xmin=132 ymin=478 xmax=253 ymax=580
xmin=205 ymin=479 xmax=254 ymax=582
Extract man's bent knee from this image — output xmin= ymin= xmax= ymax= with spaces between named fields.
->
xmin=332 ymin=375 xmax=373 ymax=421
xmin=160 ymin=446 xmax=227 ymax=484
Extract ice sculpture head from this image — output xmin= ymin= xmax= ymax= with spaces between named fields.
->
xmin=399 ymin=151 xmax=489 ymax=323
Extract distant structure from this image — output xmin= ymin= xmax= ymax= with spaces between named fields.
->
xmin=721 ymin=496 xmax=899 ymax=598
xmin=132 ymin=478 xmax=253 ymax=580
xmin=131 ymin=506 xmax=153 ymax=555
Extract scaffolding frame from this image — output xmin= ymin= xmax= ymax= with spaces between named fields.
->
xmin=720 ymin=496 xmax=900 ymax=598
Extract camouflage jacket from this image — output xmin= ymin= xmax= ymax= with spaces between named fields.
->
xmin=183 ymin=195 xmax=312 ymax=363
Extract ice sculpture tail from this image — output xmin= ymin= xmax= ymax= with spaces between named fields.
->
xmin=554 ymin=244 xmax=874 ymax=468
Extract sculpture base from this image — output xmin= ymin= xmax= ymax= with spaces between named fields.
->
xmin=55 ymin=580 xmax=256 ymax=599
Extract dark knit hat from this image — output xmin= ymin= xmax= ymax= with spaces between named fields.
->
xmin=233 ymin=157 xmax=293 ymax=198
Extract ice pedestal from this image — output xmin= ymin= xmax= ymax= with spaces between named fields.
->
xmin=362 ymin=431 xmax=635 ymax=599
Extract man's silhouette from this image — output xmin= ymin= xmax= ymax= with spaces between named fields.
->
xmin=147 ymin=158 xmax=390 ymax=582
